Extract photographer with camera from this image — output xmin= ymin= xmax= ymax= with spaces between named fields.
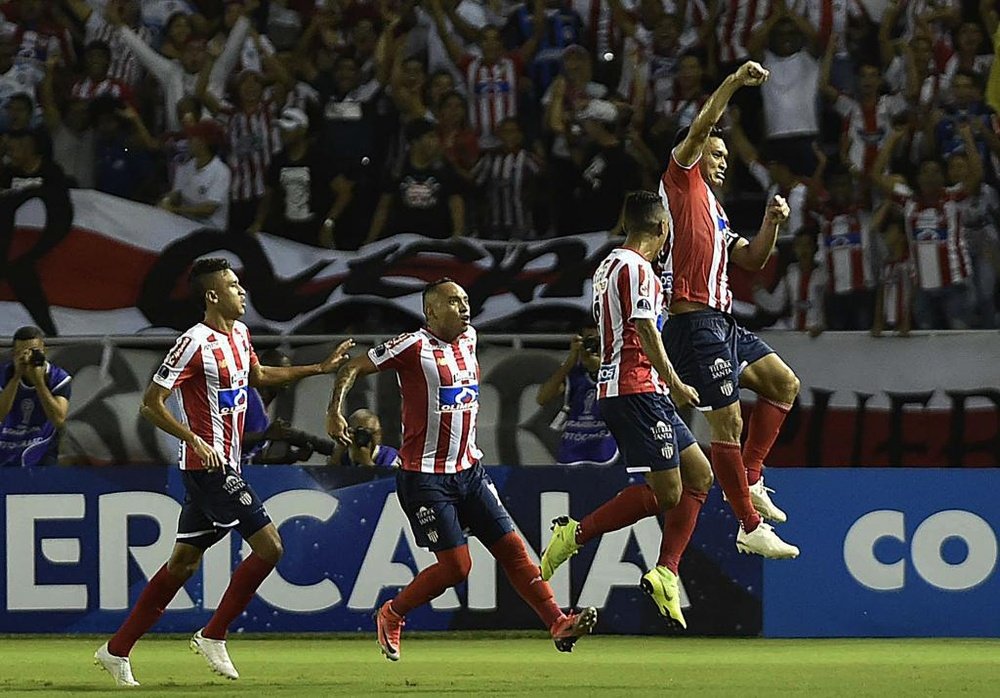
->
xmin=0 ymin=326 xmax=71 ymax=467
xmin=243 ymin=348 xmax=335 ymax=465
xmin=536 ymin=324 xmax=618 ymax=466
xmin=331 ymin=409 xmax=400 ymax=469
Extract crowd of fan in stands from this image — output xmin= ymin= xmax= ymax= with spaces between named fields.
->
xmin=1 ymin=0 xmax=998 ymax=331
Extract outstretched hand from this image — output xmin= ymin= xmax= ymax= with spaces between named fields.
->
xmin=319 ymin=339 xmax=355 ymax=374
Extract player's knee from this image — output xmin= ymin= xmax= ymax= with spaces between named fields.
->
xmin=167 ymin=553 xmax=202 ymax=580
xmin=442 ymin=550 xmax=473 ymax=584
xmin=714 ymin=413 xmax=743 ymax=443
xmin=685 ymin=464 xmax=714 ymax=493
xmin=656 ymin=481 xmax=683 ymax=511
xmin=258 ymin=535 xmax=284 ymax=565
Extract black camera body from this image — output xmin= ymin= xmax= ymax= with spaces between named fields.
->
xmin=29 ymin=349 xmax=46 ymax=367
xmin=351 ymin=426 xmax=373 ymax=448
xmin=582 ymin=336 xmax=601 ymax=355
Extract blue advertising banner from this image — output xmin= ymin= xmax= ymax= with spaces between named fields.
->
xmin=0 ymin=466 xmax=760 ymax=635
xmin=763 ymin=469 xmax=1000 ymax=638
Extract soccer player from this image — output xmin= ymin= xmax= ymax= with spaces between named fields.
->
xmin=327 ymin=279 xmax=597 ymax=662
xmin=659 ymin=61 xmax=799 ymax=558
xmin=94 ymin=258 xmax=353 ymax=687
xmin=541 ymin=191 xmax=713 ymax=629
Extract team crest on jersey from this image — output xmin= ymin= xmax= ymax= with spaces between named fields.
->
xmin=709 ymin=357 xmax=730 ymax=380
xmin=217 ymin=386 xmax=248 ymax=415
xmin=438 ymin=384 xmax=479 ymax=412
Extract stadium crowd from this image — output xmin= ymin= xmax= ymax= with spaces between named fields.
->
xmin=0 ymin=0 xmax=999 ymax=331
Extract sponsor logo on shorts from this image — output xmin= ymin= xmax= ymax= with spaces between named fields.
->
xmin=223 ymin=474 xmax=246 ymax=496
xmin=238 ymin=491 xmax=253 ymax=507
xmin=661 ymin=442 xmax=675 ymax=459
xmin=217 ymin=386 xmax=248 ymax=415
xmin=438 ymin=384 xmax=479 ymax=413
xmin=720 ymin=380 xmax=734 ymax=397
xmin=597 ymin=364 xmax=618 ymax=384
xmin=651 ymin=420 xmax=673 ymax=442
xmin=709 ymin=357 xmax=731 ymax=381
xmin=416 ymin=506 xmax=439 ymax=543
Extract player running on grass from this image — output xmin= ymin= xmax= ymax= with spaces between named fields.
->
xmin=659 ymin=61 xmax=799 ymax=558
xmin=95 ymin=258 xmax=353 ymax=687
xmin=541 ymin=192 xmax=714 ymax=629
xmin=327 ymin=279 xmax=596 ymax=662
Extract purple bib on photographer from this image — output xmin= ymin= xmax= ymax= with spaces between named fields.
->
xmin=0 ymin=361 xmax=72 ymax=467
xmin=553 ymin=364 xmax=618 ymax=466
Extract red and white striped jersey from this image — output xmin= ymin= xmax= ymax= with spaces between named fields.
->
xmin=716 ymin=0 xmax=772 ymax=65
xmin=221 ymin=100 xmax=282 ymax=201
xmin=659 ymin=151 xmax=742 ymax=312
xmin=815 ymin=204 xmax=874 ymax=293
xmin=368 ymin=327 xmax=484 ymax=474
xmin=460 ymin=54 xmax=522 ymax=146
xmin=591 ymin=247 xmax=667 ymax=399
xmin=834 ymin=93 xmax=907 ymax=175
xmin=893 ymin=182 xmax=971 ymax=290
xmin=153 ymin=321 xmax=259 ymax=472
xmin=792 ymin=0 xmax=868 ymax=50
xmin=85 ymin=14 xmax=152 ymax=87
xmin=71 ymin=77 xmax=134 ymax=106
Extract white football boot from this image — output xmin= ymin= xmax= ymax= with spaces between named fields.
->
xmin=191 ymin=628 xmax=239 ymax=679
xmin=94 ymin=642 xmax=140 ymax=687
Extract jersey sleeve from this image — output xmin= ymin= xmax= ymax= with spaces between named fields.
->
xmin=621 ymin=260 xmax=660 ymax=321
xmin=48 ymin=366 xmax=72 ymax=400
xmin=368 ymin=333 xmax=422 ymax=372
xmin=663 ymin=148 xmax=703 ymax=191
xmin=153 ymin=333 xmax=201 ymax=390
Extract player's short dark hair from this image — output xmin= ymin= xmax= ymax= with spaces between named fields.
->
xmin=621 ymin=190 xmax=666 ymax=237
xmin=13 ymin=326 xmax=44 ymax=342
xmin=672 ymin=125 xmax=725 ymax=149
xmin=189 ymin=257 xmax=231 ymax=309
xmin=422 ymin=277 xmax=459 ymax=305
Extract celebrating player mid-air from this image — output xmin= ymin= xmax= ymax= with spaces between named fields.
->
xmin=327 ymin=279 xmax=596 ymax=662
xmin=660 ymin=61 xmax=799 ymax=558
xmin=95 ymin=258 xmax=353 ymax=687
xmin=542 ymin=191 xmax=715 ymax=629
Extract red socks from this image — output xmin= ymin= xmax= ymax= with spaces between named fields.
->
xmin=711 ymin=441 xmax=762 ymax=532
xmin=203 ymin=553 xmax=275 ymax=640
xmin=658 ymin=488 xmax=708 ymax=574
xmin=743 ymin=398 xmax=792 ymax=485
xmin=391 ymin=545 xmax=472 ymax=617
xmin=489 ymin=532 xmax=563 ymax=629
xmin=108 ymin=564 xmax=187 ymax=657
xmin=577 ymin=484 xmax=660 ymax=545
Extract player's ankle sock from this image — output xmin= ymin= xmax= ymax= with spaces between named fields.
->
xmin=490 ymin=532 xmax=563 ymax=628
xmin=658 ymin=488 xmax=708 ymax=574
xmin=743 ymin=398 xmax=792 ymax=485
xmin=577 ymin=484 xmax=659 ymax=545
xmin=108 ymin=564 xmax=187 ymax=657
xmin=711 ymin=441 xmax=762 ymax=532
xmin=391 ymin=546 xmax=471 ymax=617
xmin=203 ymin=553 xmax=275 ymax=640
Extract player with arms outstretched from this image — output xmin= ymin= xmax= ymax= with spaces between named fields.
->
xmin=94 ymin=258 xmax=353 ymax=687
xmin=327 ymin=279 xmax=596 ymax=661
xmin=542 ymin=192 xmax=714 ymax=629
xmin=660 ymin=62 xmax=799 ymax=558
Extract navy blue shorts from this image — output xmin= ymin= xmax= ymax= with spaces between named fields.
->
xmin=176 ymin=469 xmax=272 ymax=550
xmin=598 ymin=392 xmax=697 ymax=473
xmin=662 ymin=310 xmax=774 ymax=410
xmin=396 ymin=465 xmax=515 ymax=552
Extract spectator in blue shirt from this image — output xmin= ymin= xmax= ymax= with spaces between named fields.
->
xmin=0 ymin=325 xmax=71 ymax=467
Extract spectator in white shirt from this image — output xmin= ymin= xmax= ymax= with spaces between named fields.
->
xmin=160 ymin=118 xmax=232 ymax=230
xmin=754 ymin=228 xmax=827 ymax=334
xmin=749 ymin=3 xmax=823 ymax=176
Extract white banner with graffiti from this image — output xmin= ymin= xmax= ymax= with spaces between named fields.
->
xmin=1 ymin=190 xmax=617 ymax=336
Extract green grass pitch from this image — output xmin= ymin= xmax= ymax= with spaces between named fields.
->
xmin=2 ymin=634 xmax=998 ymax=697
